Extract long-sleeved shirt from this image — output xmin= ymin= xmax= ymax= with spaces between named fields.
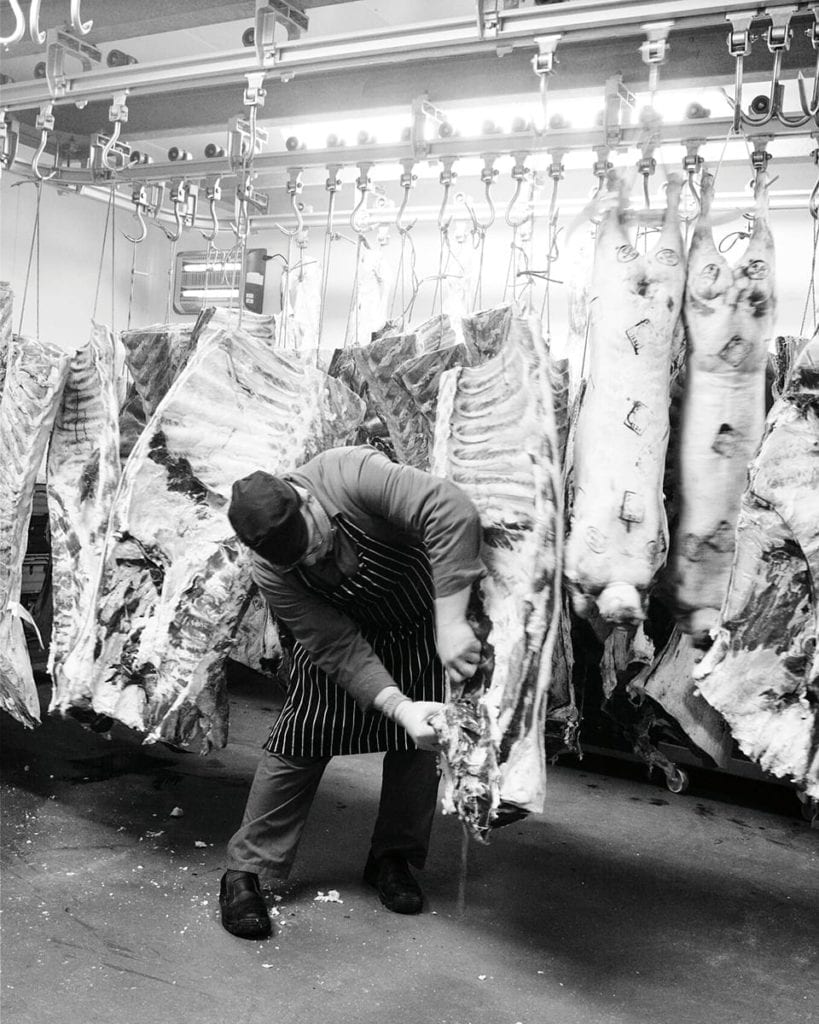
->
xmin=250 ymin=445 xmax=483 ymax=708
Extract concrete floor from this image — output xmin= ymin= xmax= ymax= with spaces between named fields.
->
xmin=1 ymin=675 xmax=817 ymax=1024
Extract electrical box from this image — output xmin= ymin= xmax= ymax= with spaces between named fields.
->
xmin=172 ymin=248 xmax=267 ymax=315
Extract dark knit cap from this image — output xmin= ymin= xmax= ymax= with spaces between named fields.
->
xmin=228 ymin=470 xmax=308 ymax=566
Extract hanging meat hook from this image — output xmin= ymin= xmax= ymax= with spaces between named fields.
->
xmin=678 ymin=139 xmax=704 ymax=224
xmin=157 ymin=181 xmax=190 ymax=243
xmin=725 ymin=11 xmax=756 ymax=134
xmin=100 ymin=120 xmax=123 ymax=172
xmin=200 ymin=176 xmax=222 ymax=242
xmin=0 ymin=0 xmax=25 ymax=46
xmin=505 ymin=156 xmax=533 ymax=229
xmin=472 ymin=156 xmax=498 ymax=237
xmin=350 ymin=163 xmax=373 ymax=235
xmin=28 ymin=0 xmax=44 ymax=44
xmin=70 ymin=0 xmax=93 ymax=36
xmin=123 ymin=184 xmax=148 ymax=244
xmin=395 ymin=161 xmax=418 ymax=234
xmin=797 ymin=8 xmax=819 ymax=118
xmin=810 ymin=147 xmax=819 ymax=220
xmin=438 ymin=157 xmax=458 ymax=233
xmin=31 ymin=102 xmax=56 ymax=182
xmin=742 ymin=8 xmax=811 ymax=129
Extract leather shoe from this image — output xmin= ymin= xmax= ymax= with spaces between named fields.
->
xmin=219 ymin=871 xmax=272 ymax=939
xmin=363 ymin=853 xmax=423 ymax=915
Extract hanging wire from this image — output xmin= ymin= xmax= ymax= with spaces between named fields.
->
xmin=17 ymin=180 xmax=43 ymax=341
xmin=92 ymin=186 xmax=115 ymax=323
xmin=800 ymin=212 xmax=819 ymax=336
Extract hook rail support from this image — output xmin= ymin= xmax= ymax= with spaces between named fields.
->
xmin=0 ymin=113 xmax=20 ymax=176
xmin=640 ymin=20 xmax=674 ymax=99
xmin=45 ymin=27 xmax=102 ymax=99
xmin=254 ymin=0 xmax=309 ymax=67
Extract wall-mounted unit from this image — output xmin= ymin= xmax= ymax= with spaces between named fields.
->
xmin=173 ymin=248 xmax=267 ymax=315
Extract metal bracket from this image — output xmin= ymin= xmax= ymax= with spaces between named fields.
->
xmin=244 ymin=71 xmax=267 ymax=109
xmin=171 ymin=179 xmax=198 ymax=227
xmin=88 ymin=130 xmax=130 ymax=179
xmin=476 ymin=1 xmax=500 ymax=39
xmin=410 ymin=94 xmax=448 ymax=161
xmin=0 ymin=113 xmax=19 ymax=172
xmin=227 ymin=114 xmax=269 ymax=172
xmin=640 ymin=21 xmax=674 ymax=96
xmin=532 ymin=33 xmax=561 ymax=77
xmin=766 ymin=5 xmax=796 ymax=52
xmin=254 ymin=0 xmax=308 ymax=66
xmin=750 ymin=135 xmax=773 ymax=176
xmin=547 ymin=148 xmax=566 ymax=181
xmin=45 ymin=27 xmax=102 ymax=99
xmin=682 ymin=137 xmax=705 ymax=175
xmin=602 ymin=74 xmax=635 ymax=150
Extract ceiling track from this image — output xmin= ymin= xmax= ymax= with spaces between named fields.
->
xmin=0 ymin=0 xmax=815 ymax=113
xmin=7 ymin=116 xmax=818 ymax=207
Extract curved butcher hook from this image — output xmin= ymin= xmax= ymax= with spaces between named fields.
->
xmin=201 ymin=177 xmax=222 ymax=242
xmin=350 ymin=165 xmax=372 ymax=236
xmin=123 ymin=186 xmax=148 ymax=244
xmin=505 ymin=159 xmax=532 ymax=230
xmin=811 ymin=150 xmax=819 ymax=221
xmin=0 ymin=0 xmax=25 ymax=46
xmin=70 ymin=0 xmax=93 ymax=36
xmin=742 ymin=9 xmax=811 ymax=129
xmin=31 ymin=103 xmax=56 ymax=182
xmin=28 ymin=0 xmax=44 ymax=45
xmin=100 ymin=121 xmax=123 ymax=173
xmin=395 ymin=164 xmax=417 ymax=235
xmin=798 ymin=10 xmax=819 ymax=118
xmin=472 ymin=157 xmax=498 ymax=237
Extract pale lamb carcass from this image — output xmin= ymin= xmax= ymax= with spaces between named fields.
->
xmin=669 ymin=172 xmax=776 ymax=642
xmin=564 ymin=173 xmax=686 ymax=625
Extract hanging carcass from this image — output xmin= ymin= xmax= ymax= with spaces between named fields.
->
xmin=669 ymin=172 xmax=776 ymax=641
xmin=564 ymin=173 xmax=686 ymax=625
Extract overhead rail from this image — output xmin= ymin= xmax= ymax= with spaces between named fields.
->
xmin=1 ymin=0 xmax=816 ymax=113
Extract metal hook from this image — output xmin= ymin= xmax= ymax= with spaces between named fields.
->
xmin=472 ymin=156 xmax=497 ymax=235
xmin=505 ymin=156 xmax=533 ymax=229
xmin=158 ymin=182 xmax=189 ymax=243
xmin=350 ymin=163 xmax=372 ymax=235
xmin=438 ymin=158 xmax=457 ymax=232
xmin=742 ymin=8 xmax=811 ymax=129
xmin=28 ymin=0 xmax=44 ymax=44
xmin=31 ymin=102 xmax=55 ymax=182
xmin=725 ymin=11 xmax=755 ymax=134
xmin=395 ymin=161 xmax=417 ymax=234
xmin=123 ymin=185 xmax=148 ymax=243
xmin=100 ymin=120 xmax=122 ymax=172
xmin=797 ymin=9 xmax=819 ymax=118
xmin=0 ymin=0 xmax=25 ymax=46
xmin=810 ymin=148 xmax=819 ymax=220
xmin=200 ymin=176 xmax=222 ymax=242
xmin=70 ymin=0 xmax=93 ymax=35
xmin=678 ymin=139 xmax=704 ymax=223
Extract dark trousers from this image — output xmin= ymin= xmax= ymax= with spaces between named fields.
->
xmin=225 ymin=748 xmax=440 ymax=882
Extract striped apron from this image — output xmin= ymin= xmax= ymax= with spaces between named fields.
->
xmin=264 ymin=517 xmax=444 ymax=758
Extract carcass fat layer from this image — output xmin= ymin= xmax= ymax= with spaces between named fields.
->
xmin=0 ymin=335 xmax=71 ymax=725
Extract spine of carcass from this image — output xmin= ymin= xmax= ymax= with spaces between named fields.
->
xmin=431 ymin=315 xmax=562 ymax=837
xmin=0 ymin=335 xmax=71 ymax=725
xmin=564 ymin=174 xmax=685 ymax=625
xmin=670 ymin=173 xmax=776 ymax=641
xmin=47 ymin=324 xmax=121 ymax=714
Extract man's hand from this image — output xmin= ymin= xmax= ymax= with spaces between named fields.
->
xmin=394 ymin=700 xmax=446 ymax=752
xmin=436 ymin=619 xmax=480 ymax=683
xmin=435 ymin=585 xmax=481 ymax=684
